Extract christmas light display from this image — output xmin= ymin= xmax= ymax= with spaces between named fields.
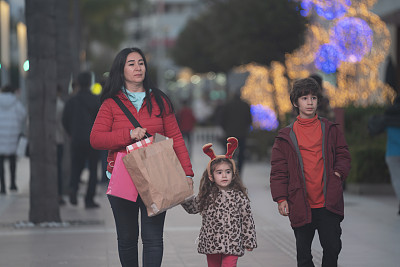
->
xmin=240 ymin=0 xmax=395 ymax=125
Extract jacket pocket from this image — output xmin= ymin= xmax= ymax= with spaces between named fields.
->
xmin=326 ymin=171 xmax=344 ymax=214
xmin=287 ymin=185 xmax=307 ymax=225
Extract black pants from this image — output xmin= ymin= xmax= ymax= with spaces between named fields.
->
xmin=57 ymin=144 xmax=64 ymax=196
xmin=0 ymin=155 xmax=17 ymax=192
xmin=69 ymin=141 xmax=99 ymax=203
xmin=293 ymin=208 xmax=342 ymax=267
xmin=108 ymin=195 xmax=166 ymax=267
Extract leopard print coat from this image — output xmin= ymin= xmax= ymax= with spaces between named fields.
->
xmin=181 ymin=189 xmax=257 ymax=256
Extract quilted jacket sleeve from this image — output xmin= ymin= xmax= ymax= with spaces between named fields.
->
xmin=181 ymin=196 xmax=200 ymax=214
xmin=270 ymin=137 xmax=290 ymax=203
xmin=90 ymin=99 xmax=132 ymax=151
xmin=162 ymin=105 xmax=194 ymax=177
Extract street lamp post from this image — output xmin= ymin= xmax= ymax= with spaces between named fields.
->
xmin=17 ymin=22 xmax=27 ymax=107
xmin=0 ymin=0 xmax=10 ymax=86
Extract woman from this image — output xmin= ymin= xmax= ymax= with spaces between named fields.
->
xmin=0 ymin=85 xmax=26 ymax=194
xmin=90 ymin=47 xmax=194 ymax=266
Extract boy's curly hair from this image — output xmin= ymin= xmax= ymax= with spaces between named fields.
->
xmin=290 ymin=77 xmax=323 ymax=115
xmin=197 ymin=158 xmax=248 ymax=212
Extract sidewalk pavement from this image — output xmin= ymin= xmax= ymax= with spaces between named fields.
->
xmin=0 ymin=140 xmax=399 ymax=267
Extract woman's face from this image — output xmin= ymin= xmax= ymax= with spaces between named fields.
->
xmin=124 ymin=52 xmax=146 ymax=86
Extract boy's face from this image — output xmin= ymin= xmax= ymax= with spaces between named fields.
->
xmin=295 ymin=93 xmax=318 ymax=119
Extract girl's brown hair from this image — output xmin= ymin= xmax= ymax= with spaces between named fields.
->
xmin=197 ymin=158 xmax=248 ymax=212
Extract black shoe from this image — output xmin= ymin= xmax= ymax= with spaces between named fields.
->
xmin=0 ymin=190 xmax=6 ymax=195
xmin=10 ymin=185 xmax=18 ymax=191
xmin=85 ymin=201 xmax=100 ymax=209
xmin=69 ymin=192 xmax=78 ymax=206
xmin=59 ymin=197 xmax=66 ymax=206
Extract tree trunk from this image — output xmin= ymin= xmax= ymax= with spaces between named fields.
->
xmin=26 ymin=0 xmax=61 ymax=223
xmin=56 ymin=1 xmax=73 ymax=196
xmin=70 ymin=0 xmax=81 ymax=77
xmin=56 ymin=0 xmax=73 ymax=95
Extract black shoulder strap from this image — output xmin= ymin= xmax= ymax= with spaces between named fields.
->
xmin=112 ymin=96 xmax=152 ymax=137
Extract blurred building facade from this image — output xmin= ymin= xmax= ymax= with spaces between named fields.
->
xmin=123 ymin=0 xmax=203 ymax=91
xmin=1 ymin=0 xmax=399 ymax=106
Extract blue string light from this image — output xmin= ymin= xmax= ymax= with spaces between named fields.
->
xmin=331 ymin=17 xmax=373 ymax=63
xmin=250 ymin=104 xmax=279 ymax=131
xmin=314 ymin=43 xmax=340 ymax=73
xmin=299 ymin=0 xmax=351 ymax=19
xmin=315 ymin=0 xmax=351 ymax=20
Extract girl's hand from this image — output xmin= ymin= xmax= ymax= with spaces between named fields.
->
xmin=278 ymin=200 xmax=289 ymax=216
xmin=130 ymin=127 xmax=147 ymax=141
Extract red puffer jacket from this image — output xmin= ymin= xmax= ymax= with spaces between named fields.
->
xmin=90 ymin=91 xmax=194 ymax=177
xmin=270 ymin=118 xmax=351 ymax=228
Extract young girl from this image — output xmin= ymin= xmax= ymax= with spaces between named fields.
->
xmin=182 ymin=137 xmax=257 ymax=267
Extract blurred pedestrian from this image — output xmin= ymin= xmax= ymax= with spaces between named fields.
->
xmin=62 ymin=72 xmax=100 ymax=208
xmin=270 ymin=77 xmax=351 ymax=267
xmin=90 ymin=47 xmax=193 ymax=267
xmin=177 ymin=99 xmax=196 ymax=156
xmin=0 ymin=85 xmax=27 ymax=194
xmin=384 ymin=95 xmax=400 ymax=215
xmin=56 ymin=85 xmax=66 ymax=205
xmin=220 ymin=92 xmax=252 ymax=174
xmin=309 ymin=73 xmax=335 ymax=122
xmin=181 ymin=137 xmax=257 ymax=266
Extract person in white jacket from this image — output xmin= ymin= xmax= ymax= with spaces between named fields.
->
xmin=0 ymin=85 xmax=26 ymax=194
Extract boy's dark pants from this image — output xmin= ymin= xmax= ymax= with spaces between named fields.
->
xmin=293 ymin=208 xmax=342 ymax=267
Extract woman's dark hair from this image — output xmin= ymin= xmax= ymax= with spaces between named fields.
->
xmin=197 ymin=158 xmax=248 ymax=212
xmin=100 ymin=47 xmax=173 ymax=117
xmin=290 ymin=77 xmax=323 ymax=114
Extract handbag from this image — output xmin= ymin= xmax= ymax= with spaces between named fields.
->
xmin=16 ymin=135 xmax=28 ymax=157
xmin=112 ymin=96 xmax=194 ymax=216
xmin=105 ymin=96 xmax=151 ymax=202
xmin=106 ymin=152 xmax=138 ymax=202
xmin=123 ymin=137 xmax=194 ymax=217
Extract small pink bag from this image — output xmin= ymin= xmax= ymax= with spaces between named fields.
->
xmin=106 ymin=152 xmax=138 ymax=202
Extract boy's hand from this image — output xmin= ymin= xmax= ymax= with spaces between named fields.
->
xmin=278 ymin=200 xmax=289 ymax=216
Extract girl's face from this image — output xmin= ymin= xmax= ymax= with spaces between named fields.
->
xmin=295 ymin=93 xmax=318 ymax=119
xmin=124 ymin=52 xmax=146 ymax=87
xmin=209 ymin=162 xmax=233 ymax=190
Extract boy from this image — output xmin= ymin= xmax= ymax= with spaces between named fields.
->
xmin=270 ymin=77 xmax=351 ymax=267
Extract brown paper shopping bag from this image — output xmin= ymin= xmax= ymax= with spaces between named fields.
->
xmin=122 ymin=138 xmax=194 ymax=216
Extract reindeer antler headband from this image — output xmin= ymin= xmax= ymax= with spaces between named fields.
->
xmin=203 ymin=137 xmax=239 ymax=176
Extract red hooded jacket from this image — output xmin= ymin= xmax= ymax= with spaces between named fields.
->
xmin=270 ymin=118 xmax=351 ymax=228
xmin=90 ymin=91 xmax=194 ymax=177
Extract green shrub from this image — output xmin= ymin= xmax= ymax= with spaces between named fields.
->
xmin=344 ymin=105 xmax=390 ymax=184
xmin=247 ymin=129 xmax=278 ymax=160
xmin=347 ymin=144 xmax=390 ymax=183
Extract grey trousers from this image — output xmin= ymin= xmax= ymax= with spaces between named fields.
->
xmin=386 ymin=156 xmax=400 ymax=201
